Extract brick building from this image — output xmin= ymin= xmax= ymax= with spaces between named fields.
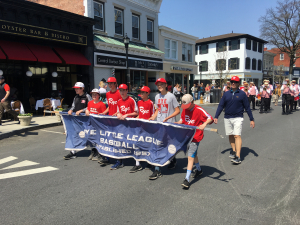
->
xmin=264 ymin=47 xmax=300 ymax=67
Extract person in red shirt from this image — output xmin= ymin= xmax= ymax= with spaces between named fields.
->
xmin=86 ymin=89 xmax=107 ymax=161
xmin=129 ymin=86 xmax=154 ymax=173
xmin=111 ymin=84 xmax=138 ymax=170
xmin=175 ymin=94 xmax=213 ymax=189
xmin=101 ymin=77 xmax=121 ymax=116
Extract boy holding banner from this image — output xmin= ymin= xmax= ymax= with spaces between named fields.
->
xmin=149 ymin=78 xmax=180 ymax=180
xmin=175 ymin=94 xmax=213 ymax=189
xmin=112 ymin=84 xmax=138 ymax=170
xmin=129 ymin=86 xmax=155 ymax=173
xmin=86 ymin=89 xmax=107 ymax=161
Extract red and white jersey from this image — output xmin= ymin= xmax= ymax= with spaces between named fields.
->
xmin=137 ymin=99 xmax=154 ymax=120
xmin=180 ymin=105 xmax=213 ymax=143
xmin=87 ymin=100 xmax=106 ymax=114
xmin=106 ymin=90 xmax=121 ymax=115
xmin=117 ymin=96 xmax=138 ymax=117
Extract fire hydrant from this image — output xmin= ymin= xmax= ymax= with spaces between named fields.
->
xmin=200 ymin=95 xmax=204 ymax=104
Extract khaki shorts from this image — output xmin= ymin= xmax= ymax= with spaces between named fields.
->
xmin=224 ymin=117 xmax=244 ymax=136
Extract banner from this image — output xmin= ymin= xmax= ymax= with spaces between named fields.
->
xmin=61 ymin=113 xmax=196 ymax=166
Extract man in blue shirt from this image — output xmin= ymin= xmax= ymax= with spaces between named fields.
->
xmin=214 ymin=76 xmax=255 ymax=164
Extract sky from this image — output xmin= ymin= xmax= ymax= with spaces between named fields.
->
xmin=158 ymin=0 xmax=279 ymax=46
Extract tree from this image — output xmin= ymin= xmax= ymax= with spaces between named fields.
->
xmin=259 ymin=0 xmax=300 ymax=79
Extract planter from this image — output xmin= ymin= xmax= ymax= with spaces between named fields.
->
xmin=17 ymin=116 xmax=32 ymax=126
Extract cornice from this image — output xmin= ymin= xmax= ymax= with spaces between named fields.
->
xmin=159 ymin=26 xmax=198 ymax=41
xmin=160 ymin=30 xmax=196 ymax=45
xmin=117 ymin=0 xmax=162 ymax=13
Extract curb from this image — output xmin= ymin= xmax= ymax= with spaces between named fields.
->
xmin=0 ymin=122 xmax=62 ymax=140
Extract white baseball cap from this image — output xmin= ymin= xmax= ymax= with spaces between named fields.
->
xmin=90 ymin=89 xmax=100 ymax=94
xmin=73 ymin=82 xmax=84 ymax=88
xmin=181 ymin=94 xmax=193 ymax=109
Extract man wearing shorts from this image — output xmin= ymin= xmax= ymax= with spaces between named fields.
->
xmin=214 ymin=76 xmax=255 ymax=164
xmin=175 ymin=94 xmax=213 ymax=189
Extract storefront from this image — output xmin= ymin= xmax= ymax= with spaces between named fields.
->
xmin=0 ymin=0 xmax=94 ymax=111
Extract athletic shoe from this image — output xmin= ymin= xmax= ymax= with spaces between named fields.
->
xmin=88 ymin=149 xmax=96 ymax=160
xmin=229 ymin=151 xmax=236 ymax=159
xmin=145 ymin=163 xmax=153 ymax=170
xmin=181 ymin=179 xmax=190 ymax=189
xmin=149 ymin=170 xmax=162 ymax=180
xmin=110 ymin=161 xmax=124 ymax=170
xmin=92 ymin=152 xmax=99 ymax=161
xmin=129 ymin=165 xmax=143 ymax=173
xmin=64 ymin=152 xmax=77 ymax=160
xmin=231 ymin=157 xmax=242 ymax=164
xmin=99 ymin=157 xmax=110 ymax=166
xmin=168 ymin=158 xmax=177 ymax=169
xmin=192 ymin=169 xmax=203 ymax=178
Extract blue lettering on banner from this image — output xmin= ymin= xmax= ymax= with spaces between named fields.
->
xmin=61 ymin=113 xmax=196 ymax=166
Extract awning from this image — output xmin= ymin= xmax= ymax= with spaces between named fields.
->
xmin=54 ymin=48 xmax=91 ymax=65
xmin=0 ymin=48 xmax=6 ymax=59
xmin=0 ymin=40 xmax=37 ymax=61
xmin=26 ymin=44 xmax=62 ymax=64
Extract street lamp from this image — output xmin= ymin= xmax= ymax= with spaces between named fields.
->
xmin=123 ymin=33 xmax=130 ymax=91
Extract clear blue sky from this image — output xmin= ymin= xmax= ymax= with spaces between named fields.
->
xmin=159 ymin=0 xmax=278 ymax=45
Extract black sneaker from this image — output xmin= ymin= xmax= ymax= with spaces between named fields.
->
xmin=149 ymin=170 xmax=162 ymax=180
xmin=88 ymin=149 xmax=95 ymax=160
xmin=110 ymin=160 xmax=124 ymax=170
xmin=92 ymin=152 xmax=99 ymax=161
xmin=99 ymin=157 xmax=110 ymax=166
xmin=181 ymin=179 xmax=190 ymax=189
xmin=129 ymin=165 xmax=143 ymax=173
xmin=229 ymin=151 xmax=236 ymax=159
xmin=145 ymin=163 xmax=153 ymax=170
xmin=64 ymin=152 xmax=77 ymax=160
xmin=192 ymin=169 xmax=203 ymax=178
xmin=231 ymin=157 xmax=242 ymax=164
xmin=168 ymin=158 xmax=177 ymax=169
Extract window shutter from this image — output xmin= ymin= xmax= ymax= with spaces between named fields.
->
xmin=237 ymin=58 xmax=240 ymax=69
xmin=238 ymin=40 xmax=240 ymax=49
xmin=229 ymin=41 xmax=232 ymax=50
xmin=200 ymin=45 xmax=202 ymax=54
xmin=216 ymin=43 xmax=219 ymax=52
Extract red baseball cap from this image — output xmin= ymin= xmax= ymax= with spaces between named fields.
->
xmin=107 ymin=77 xmax=117 ymax=83
xmin=155 ymin=78 xmax=167 ymax=85
xmin=119 ymin=84 xmax=128 ymax=90
xmin=140 ymin=86 xmax=150 ymax=93
xmin=231 ymin=76 xmax=240 ymax=82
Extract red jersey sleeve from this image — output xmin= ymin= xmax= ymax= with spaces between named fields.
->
xmin=99 ymin=102 xmax=106 ymax=113
xmin=87 ymin=100 xmax=92 ymax=111
xmin=4 ymin=84 xmax=10 ymax=91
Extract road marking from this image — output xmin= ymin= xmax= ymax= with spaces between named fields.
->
xmin=0 ymin=156 xmax=17 ymax=165
xmin=0 ymin=167 xmax=58 ymax=180
xmin=0 ymin=160 xmax=39 ymax=170
xmin=61 ymin=142 xmax=65 ymax=143
xmin=40 ymin=129 xmax=64 ymax=134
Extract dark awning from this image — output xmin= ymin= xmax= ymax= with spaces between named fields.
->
xmin=0 ymin=48 xmax=6 ymax=59
xmin=0 ymin=40 xmax=37 ymax=61
xmin=26 ymin=44 xmax=62 ymax=64
xmin=54 ymin=48 xmax=91 ymax=65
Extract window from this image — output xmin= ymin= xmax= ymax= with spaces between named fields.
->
xmin=245 ymin=57 xmax=251 ymax=69
xmin=216 ymin=41 xmax=227 ymax=52
xmin=164 ymin=39 xmax=177 ymax=60
xmin=94 ymin=1 xmax=104 ymax=31
xmin=228 ymin=58 xmax=240 ymax=70
xmin=252 ymin=41 xmax=257 ymax=51
xmin=252 ymin=58 xmax=257 ymax=70
xmin=199 ymin=61 xmax=208 ymax=72
xmin=132 ymin=14 xmax=139 ymax=39
xmin=280 ymin=54 xmax=284 ymax=60
xmin=114 ymin=8 xmax=123 ymax=35
xmin=182 ymin=43 xmax=192 ymax=62
xmin=216 ymin=59 xmax=226 ymax=70
xmin=229 ymin=39 xmax=240 ymax=51
xmin=258 ymin=59 xmax=262 ymax=71
xmin=246 ymin=39 xmax=251 ymax=50
xmin=258 ymin=43 xmax=263 ymax=53
xmin=147 ymin=19 xmax=153 ymax=42
xmin=200 ymin=45 xmax=208 ymax=54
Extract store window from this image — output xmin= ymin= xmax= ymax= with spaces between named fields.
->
xmin=130 ymin=70 xmax=146 ymax=94
xmin=166 ymin=73 xmax=183 ymax=92
xmin=164 ymin=39 xmax=177 ymax=60
xmin=132 ymin=14 xmax=139 ymax=40
xmin=182 ymin=43 xmax=192 ymax=62
xmin=94 ymin=1 xmax=104 ymax=31
xmin=147 ymin=19 xmax=153 ymax=43
xmin=114 ymin=8 xmax=123 ymax=35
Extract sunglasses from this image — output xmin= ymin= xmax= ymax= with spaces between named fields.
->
xmin=230 ymin=81 xmax=239 ymax=84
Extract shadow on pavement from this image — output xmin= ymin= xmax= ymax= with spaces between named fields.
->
xmin=221 ymin=147 xmax=258 ymax=160
xmin=14 ymin=131 xmax=39 ymax=137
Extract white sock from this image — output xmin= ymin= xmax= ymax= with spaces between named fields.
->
xmin=71 ymin=150 xmax=76 ymax=154
xmin=136 ymin=161 xmax=140 ymax=166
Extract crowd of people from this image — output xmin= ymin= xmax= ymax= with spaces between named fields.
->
xmin=63 ymin=75 xmax=256 ymax=189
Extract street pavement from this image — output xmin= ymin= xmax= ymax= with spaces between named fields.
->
xmin=0 ymin=104 xmax=299 ymax=225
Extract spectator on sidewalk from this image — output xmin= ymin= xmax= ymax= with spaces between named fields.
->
xmin=191 ymin=84 xmax=197 ymax=100
xmin=0 ymin=75 xmax=19 ymax=126
xmin=205 ymin=84 xmax=210 ymax=103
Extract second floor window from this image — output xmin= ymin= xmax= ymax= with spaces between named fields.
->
xmin=253 ymin=41 xmax=257 ymax=51
xmin=258 ymin=59 xmax=262 ymax=71
xmin=280 ymin=53 xmax=284 ymax=60
xmin=216 ymin=41 xmax=226 ymax=52
xmin=94 ymin=1 xmax=104 ymax=31
xmin=200 ymin=45 xmax=208 ymax=54
xmin=199 ymin=61 xmax=208 ymax=72
xmin=258 ymin=42 xmax=263 ymax=53
xmin=147 ymin=19 xmax=153 ymax=43
xmin=246 ymin=39 xmax=251 ymax=50
xmin=228 ymin=58 xmax=240 ymax=70
xmin=252 ymin=58 xmax=257 ymax=70
xmin=216 ymin=59 xmax=226 ymax=71
xmin=229 ymin=39 xmax=240 ymax=50
xmin=164 ymin=39 xmax=177 ymax=60
xmin=132 ymin=15 xmax=139 ymax=39
xmin=245 ymin=57 xmax=251 ymax=69
xmin=114 ymin=8 xmax=123 ymax=35
xmin=182 ymin=43 xmax=192 ymax=62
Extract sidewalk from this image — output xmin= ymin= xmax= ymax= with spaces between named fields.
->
xmin=0 ymin=116 xmax=62 ymax=140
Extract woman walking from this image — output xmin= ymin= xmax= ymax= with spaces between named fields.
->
xmin=205 ymin=84 xmax=211 ymax=103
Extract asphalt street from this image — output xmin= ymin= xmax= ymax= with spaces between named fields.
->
xmin=0 ymin=104 xmax=300 ymax=225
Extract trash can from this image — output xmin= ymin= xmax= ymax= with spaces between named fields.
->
xmin=210 ymin=89 xmax=222 ymax=103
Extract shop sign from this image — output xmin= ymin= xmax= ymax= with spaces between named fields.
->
xmin=96 ymin=55 xmax=126 ymax=67
xmin=0 ymin=19 xmax=87 ymax=45
xmin=171 ymin=66 xmax=193 ymax=72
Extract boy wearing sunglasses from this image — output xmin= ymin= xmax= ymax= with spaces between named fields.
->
xmin=214 ymin=76 xmax=255 ymax=164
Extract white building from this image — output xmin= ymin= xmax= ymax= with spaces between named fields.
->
xmin=195 ymin=33 xmax=267 ymax=87
xmin=84 ymin=0 xmax=164 ymax=89
xmin=157 ymin=26 xmax=198 ymax=97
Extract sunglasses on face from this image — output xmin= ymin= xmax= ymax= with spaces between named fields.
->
xmin=230 ymin=81 xmax=239 ymax=84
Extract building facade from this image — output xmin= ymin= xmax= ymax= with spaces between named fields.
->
xmin=158 ymin=26 xmax=198 ymax=97
xmin=195 ymin=33 xmax=267 ymax=87
xmin=84 ymin=0 xmax=164 ymax=92
xmin=0 ymin=0 xmax=94 ymax=111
